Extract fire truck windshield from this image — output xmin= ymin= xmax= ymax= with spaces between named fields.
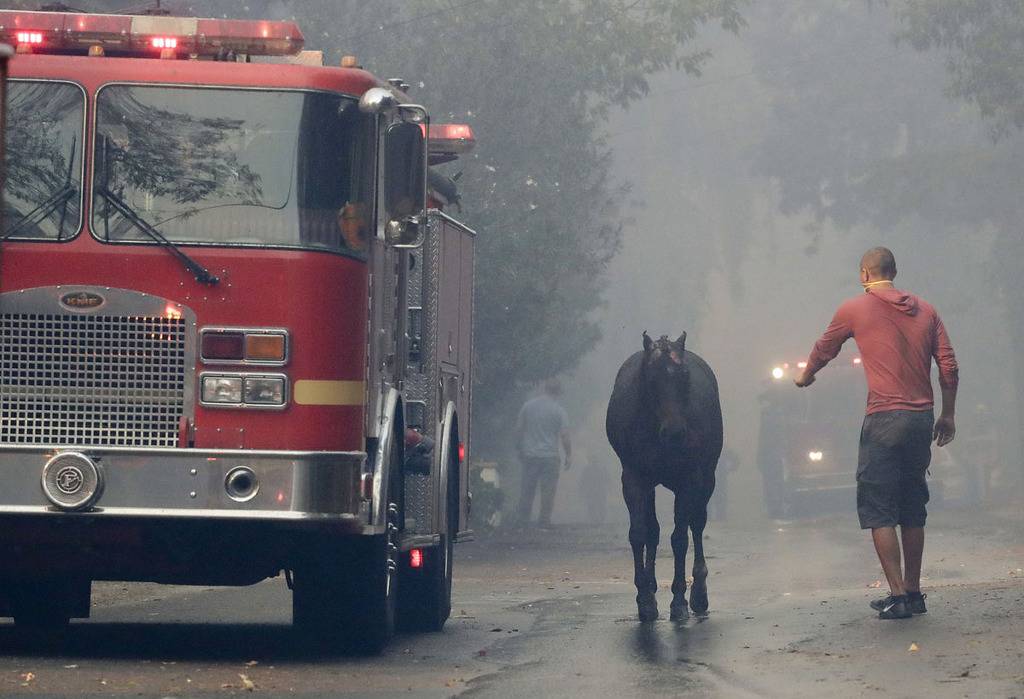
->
xmin=91 ymin=85 xmax=375 ymax=256
xmin=2 ymin=81 xmax=85 ymax=241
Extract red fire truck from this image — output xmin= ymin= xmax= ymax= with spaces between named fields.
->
xmin=0 ymin=9 xmax=476 ymax=652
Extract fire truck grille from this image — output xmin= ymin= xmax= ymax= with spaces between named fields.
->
xmin=1 ymin=314 xmax=187 ymax=448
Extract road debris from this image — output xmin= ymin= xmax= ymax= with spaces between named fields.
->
xmin=908 ymin=643 xmax=920 ymax=653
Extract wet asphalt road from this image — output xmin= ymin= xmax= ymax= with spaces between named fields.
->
xmin=0 ymin=505 xmax=1021 ymax=698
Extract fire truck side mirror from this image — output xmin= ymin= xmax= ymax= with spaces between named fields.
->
xmin=383 ymin=121 xmax=426 ymax=247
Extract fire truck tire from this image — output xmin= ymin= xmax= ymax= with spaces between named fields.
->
xmin=397 ymin=453 xmax=456 ymax=632
xmin=293 ymin=439 xmax=403 ymax=654
xmin=7 ymin=578 xmax=88 ymax=630
xmin=292 ymin=534 xmax=395 ymax=653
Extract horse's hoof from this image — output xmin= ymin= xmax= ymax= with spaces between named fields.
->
xmin=637 ymin=595 xmax=659 ymax=622
xmin=670 ymin=599 xmax=689 ymax=621
xmin=689 ymin=588 xmax=709 ymax=614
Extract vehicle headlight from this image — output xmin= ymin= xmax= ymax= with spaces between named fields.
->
xmin=202 ymin=375 xmax=243 ymax=404
xmin=808 ymin=450 xmax=824 ymax=462
xmin=244 ymin=376 xmax=286 ymax=406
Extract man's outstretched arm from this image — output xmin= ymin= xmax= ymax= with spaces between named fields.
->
xmin=796 ymin=305 xmax=854 ymax=388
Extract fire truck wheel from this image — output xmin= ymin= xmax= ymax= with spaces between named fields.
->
xmin=8 ymin=578 xmax=88 ymax=630
xmin=292 ymin=534 xmax=395 ymax=653
xmin=293 ymin=439 xmax=403 ymax=654
xmin=397 ymin=440 xmax=456 ymax=632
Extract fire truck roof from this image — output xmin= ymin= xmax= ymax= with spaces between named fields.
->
xmin=7 ymin=52 xmax=382 ymax=97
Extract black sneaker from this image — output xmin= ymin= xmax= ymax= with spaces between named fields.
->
xmin=869 ymin=594 xmax=911 ymax=619
xmin=906 ymin=591 xmax=927 ymax=614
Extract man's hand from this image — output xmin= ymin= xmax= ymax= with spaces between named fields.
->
xmin=794 ymin=370 xmax=815 ymax=388
xmin=933 ymin=415 xmax=956 ymax=447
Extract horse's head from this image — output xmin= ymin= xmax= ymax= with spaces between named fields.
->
xmin=641 ymin=331 xmax=691 ymax=447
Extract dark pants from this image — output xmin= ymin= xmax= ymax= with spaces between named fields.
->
xmin=857 ymin=410 xmax=934 ymax=529
xmin=516 ymin=456 xmax=560 ymax=525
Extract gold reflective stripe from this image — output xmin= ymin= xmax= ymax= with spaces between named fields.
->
xmin=293 ymin=380 xmax=364 ymax=406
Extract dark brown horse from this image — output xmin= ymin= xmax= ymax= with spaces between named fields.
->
xmin=606 ymin=332 xmax=723 ymax=621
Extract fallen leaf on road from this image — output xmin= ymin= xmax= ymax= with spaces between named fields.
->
xmin=476 ymin=649 xmax=487 ymax=657
xmin=908 ymin=643 xmax=919 ymax=652
xmin=245 ymin=660 xmax=259 ymax=667
xmin=239 ymin=673 xmax=256 ymax=691
xmin=868 ymin=580 xmax=882 ymax=589
xmin=20 ymin=672 xmax=35 ymax=683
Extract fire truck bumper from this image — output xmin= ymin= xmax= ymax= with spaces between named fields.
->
xmin=0 ymin=445 xmax=367 ymax=532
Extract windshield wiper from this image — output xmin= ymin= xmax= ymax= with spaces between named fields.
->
xmin=2 ymin=136 xmax=78 ymax=242
xmin=96 ymin=185 xmax=220 ymax=285
xmin=1 ymin=184 xmax=76 ymax=240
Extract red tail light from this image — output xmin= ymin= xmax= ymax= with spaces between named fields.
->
xmin=201 ymin=331 xmax=245 ymax=361
xmin=410 ymin=548 xmax=424 ymax=569
xmin=458 ymin=442 xmax=466 ymax=463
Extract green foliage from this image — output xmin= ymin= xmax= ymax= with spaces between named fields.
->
xmin=895 ymin=0 xmax=1024 ymax=139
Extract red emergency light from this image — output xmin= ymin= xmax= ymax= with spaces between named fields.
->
xmin=410 ymin=548 xmax=424 ymax=569
xmin=428 ymin=123 xmax=477 ymax=155
xmin=16 ymin=31 xmax=44 ymax=45
xmin=0 ymin=10 xmax=303 ymax=57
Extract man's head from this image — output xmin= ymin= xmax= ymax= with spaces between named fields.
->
xmin=543 ymin=378 xmax=563 ymax=397
xmin=860 ymin=247 xmax=897 ymax=286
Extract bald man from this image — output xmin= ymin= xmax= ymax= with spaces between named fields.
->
xmin=795 ymin=247 xmax=959 ymax=620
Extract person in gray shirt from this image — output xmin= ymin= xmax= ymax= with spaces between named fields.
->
xmin=513 ymin=378 xmax=572 ymax=527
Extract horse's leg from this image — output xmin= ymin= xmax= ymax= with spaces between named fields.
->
xmin=643 ymin=487 xmax=660 ymax=595
xmin=670 ymin=488 xmax=690 ymax=620
xmin=622 ymin=470 xmax=658 ymax=621
xmin=689 ymin=482 xmax=712 ymax=614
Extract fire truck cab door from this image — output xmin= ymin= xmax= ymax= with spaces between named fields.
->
xmin=366 ymin=115 xmax=415 ymax=437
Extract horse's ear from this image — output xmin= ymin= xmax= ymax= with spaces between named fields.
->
xmin=675 ymin=331 xmax=687 ymax=350
xmin=643 ymin=331 xmax=653 ymax=353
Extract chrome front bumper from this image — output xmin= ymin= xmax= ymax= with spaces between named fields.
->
xmin=0 ymin=445 xmax=367 ymax=530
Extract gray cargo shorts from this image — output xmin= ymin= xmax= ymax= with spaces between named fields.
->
xmin=856 ymin=409 xmax=934 ymax=529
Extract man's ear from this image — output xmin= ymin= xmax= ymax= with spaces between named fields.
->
xmin=643 ymin=331 xmax=653 ymax=353
xmin=675 ymin=331 xmax=687 ymax=351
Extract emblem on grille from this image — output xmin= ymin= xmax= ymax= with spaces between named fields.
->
xmin=59 ymin=291 xmax=106 ymax=311
xmin=55 ymin=466 xmax=85 ymax=494
xmin=41 ymin=452 xmax=104 ymax=511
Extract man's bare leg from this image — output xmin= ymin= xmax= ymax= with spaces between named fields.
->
xmin=872 ymin=527 xmax=905 ymax=596
xmin=901 ymin=526 xmax=924 ymax=592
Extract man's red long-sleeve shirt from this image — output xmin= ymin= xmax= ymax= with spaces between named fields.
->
xmin=805 ymin=287 xmax=959 ymax=415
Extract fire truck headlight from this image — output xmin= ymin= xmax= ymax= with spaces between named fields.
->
xmin=808 ymin=450 xmax=824 ymax=462
xmin=243 ymin=376 xmax=287 ymax=406
xmin=202 ymin=375 xmax=243 ymax=404
xmin=771 ymin=367 xmax=785 ymax=380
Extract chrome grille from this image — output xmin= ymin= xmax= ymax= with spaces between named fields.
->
xmin=1 ymin=313 xmax=187 ymax=447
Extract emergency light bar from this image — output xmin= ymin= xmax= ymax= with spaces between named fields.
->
xmin=0 ymin=10 xmax=303 ymax=57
